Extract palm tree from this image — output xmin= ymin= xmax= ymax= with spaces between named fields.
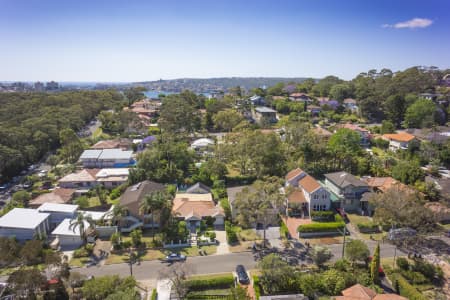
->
xmin=106 ymin=204 xmax=127 ymax=231
xmin=69 ymin=213 xmax=95 ymax=246
xmin=140 ymin=191 xmax=171 ymax=240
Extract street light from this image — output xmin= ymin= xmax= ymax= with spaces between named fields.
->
xmin=128 ymin=248 xmax=137 ymax=276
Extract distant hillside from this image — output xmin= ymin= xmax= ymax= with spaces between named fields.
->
xmin=131 ymin=77 xmax=312 ymax=92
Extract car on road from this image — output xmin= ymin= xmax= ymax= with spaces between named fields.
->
xmin=445 ymin=231 xmax=450 ymax=238
xmin=165 ymin=253 xmax=186 ymax=262
xmin=236 ymin=265 xmax=250 ymax=284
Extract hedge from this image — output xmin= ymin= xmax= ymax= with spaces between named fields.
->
xmin=186 ymin=275 xmax=234 ymax=291
xmin=225 ymin=175 xmax=257 ymax=186
xmin=253 ymin=275 xmax=261 ymax=300
xmin=356 ymin=222 xmax=380 ymax=233
xmin=151 ymin=289 xmax=157 ymax=300
xmin=311 ymin=211 xmax=335 ymax=222
xmin=280 ymin=222 xmax=289 ymax=239
xmin=298 ymin=221 xmax=345 ymax=233
xmin=225 ymin=222 xmax=238 ymax=244
xmin=391 ymin=273 xmax=426 ymax=300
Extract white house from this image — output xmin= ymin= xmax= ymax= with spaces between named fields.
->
xmin=285 ymin=168 xmax=331 ymax=217
xmin=79 ymin=149 xmax=134 ymax=168
xmin=382 ymin=132 xmax=416 ymax=151
xmin=51 ymin=218 xmax=89 ymax=248
xmin=95 ymin=168 xmax=129 ymax=188
xmin=0 ymin=208 xmax=50 ymax=241
xmin=37 ymin=203 xmax=78 ymax=229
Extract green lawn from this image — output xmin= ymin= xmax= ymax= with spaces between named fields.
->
xmin=0 ymin=264 xmax=45 ymax=276
xmin=69 ymin=257 xmax=92 ymax=267
xmin=105 ymin=249 xmax=165 ymax=265
xmin=234 ymin=226 xmax=261 ymax=241
xmin=346 ymin=213 xmax=372 ymax=224
xmin=121 ymin=231 xmax=164 ymax=245
xmin=166 ymin=245 xmax=217 ymax=256
xmin=92 ymin=127 xmax=103 ymax=139
xmin=188 ymin=273 xmax=233 ymax=281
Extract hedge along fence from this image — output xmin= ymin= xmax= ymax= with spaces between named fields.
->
xmin=185 ymin=274 xmax=235 ymax=291
xmin=253 ymin=275 xmax=261 ymax=300
xmin=356 ymin=221 xmax=380 ymax=233
xmin=390 ymin=273 xmax=426 ymax=300
xmin=310 ymin=210 xmax=335 ymax=222
xmin=298 ymin=221 xmax=345 ymax=237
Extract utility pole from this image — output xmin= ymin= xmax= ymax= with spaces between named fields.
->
xmin=341 ymin=226 xmax=346 ymax=259
xmin=128 ymin=248 xmax=135 ymax=276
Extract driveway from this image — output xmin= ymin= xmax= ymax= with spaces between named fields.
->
xmin=256 ymin=226 xmax=282 ymax=249
xmin=215 ymin=229 xmax=230 ymax=255
xmin=156 ymin=279 xmax=172 ymax=300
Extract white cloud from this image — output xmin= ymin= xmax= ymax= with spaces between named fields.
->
xmin=382 ymin=18 xmax=433 ymax=29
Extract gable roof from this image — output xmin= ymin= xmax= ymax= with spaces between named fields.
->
xmin=285 ymin=168 xmax=304 ymax=181
xmin=226 ymin=186 xmax=252 ymax=206
xmin=120 ymin=181 xmax=166 ymax=207
xmin=298 ymin=175 xmax=321 ymax=193
xmin=363 ymin=177 xmax=413 ymax=194
xmin=382 ymin=132 xmax=415 ymax=143
xmin=325 ymin=172 xmax=368 ymax=189
xmin=288 ymin=189 xmax=307 ymax=204
xmin=90 ymin=140 xmax=121 ymax=149
xmin=58 ymin=169 xmax=99 ymax=183
xmin=341 ymin=123 xmax=369 ymax=133
xmin=186 ymin=182 xmax=212 ymax=194
xmin=336 ymin=284 xmax=407 ymax=300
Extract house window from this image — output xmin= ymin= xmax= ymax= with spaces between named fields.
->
xmin=321 ymin=205 xmax=326 ymax=210
xmin=314 ymin=194 xmax=318 ymax=200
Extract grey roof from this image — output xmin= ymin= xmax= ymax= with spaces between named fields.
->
xmin=120 ymin=180 xmax=166 ymax=206
xmin=80 ymin=149 xmax=102 ymax=159
xmin=99 ymin=149 xmax=133 ymax=160
xmin=255 ymin=106 xmax=276 ymax=113
xmin=186 ymin=182 xmax=212 ymax=194
xmin=260 ymin=295 xmax=307 ymax=300
xmin=227 ymin=185 xmax=254 ymax=205
xmin=325 ymin=171 xmax=368 ymax=188
xmin=0 ymin=208 xmax=50 ymax=229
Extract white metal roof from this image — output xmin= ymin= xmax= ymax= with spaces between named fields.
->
xmin=96 ymin=168 xmax=129 ymax=178
xmin=191 ymin=138 xmax=214 ymax=148
xmin=51 ymin=218 xmax=88 ymax=236
xmin=255 ymin=106 xmax=276 ymax=113
xmin=79 ymin=149 xmax=102 ymax=159
xmin=98 ymin=149 xmax=133 ymax=160
xmin=0 ymin=208 xmax=50 ymax=229
xmin=37 ymin=203 xmax=79 ymax=214
xmin=79 ymin=210 xmax=110 ymax=221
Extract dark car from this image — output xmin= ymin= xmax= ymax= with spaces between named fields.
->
xmin=445 ymin=231 xmax=450 ymax=238
xmin=165 ymin=253 xmax=186 ymax=262
xmin=236 ymin=265 xmax=250 ymax=284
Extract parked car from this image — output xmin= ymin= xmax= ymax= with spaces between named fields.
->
xmin=236 ymin=265 xmax=250 ymax=284
xmin=165 ymin=253 xmax=186 ymax=262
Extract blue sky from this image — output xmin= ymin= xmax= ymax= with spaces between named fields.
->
xmin=1 ymin=0 xmax=449 ymax=82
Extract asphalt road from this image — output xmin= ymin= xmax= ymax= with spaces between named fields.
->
xmin=74 ymin=241 xmax=405 ymax=281
xmin=76 ymin=252 xmax=257 ymax=280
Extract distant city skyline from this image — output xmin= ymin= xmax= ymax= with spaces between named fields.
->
xmin=2 ymin=0 xmax=450 ymax=82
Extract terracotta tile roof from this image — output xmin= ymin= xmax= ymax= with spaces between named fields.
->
xmin=340 ymin=284 xmax=377 ymax=300
xmin=382 ymin=132 xmax=415 ymax=142
xmin=363 ymin=177 xmax=414 ymax=194
xmin=288 ymin=189 xmax=307 ymax=204
xmin=58 ymin=169 xmax=99 ymax=183
xmin=91 ymin=140 xmax=121 ymax=149
xmin=341 ymin=123 xmax=369 ymax=132
xmin=172 ymin=193 xmax=223 ymax=218
xmin=313 ymin=127 xmax=332 ymax=137
xmin=373 ymin=294 xmax=407 ymax=300
xmin=298 ymin=175 xmax=321 ymax=193
xmin=30 ymin=188 xmax=76 ymax=207
xmin=285 ymin=168 xmax=304 ymax=181
xmin=343 ymin=98 xmax=357 ymax=104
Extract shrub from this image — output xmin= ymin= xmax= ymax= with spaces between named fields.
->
xmin=225 ymin=221 xmax=238 ymax=244
xmin=298 ymin=221 xmax=345 ymax=233
xmin=151 ymin=289 xmax=157 ymax=300
xmin=356 ymin=222 xmax=380 ymax=233
xmin=130 ymin=229 xmax=142 ymax=247
xmin=412 ymin=260 xmax=437 ymax=279
xmin=392 ymin=274 xmax=426 ymax=300
xmin=73 ymin=247 xmax=90 ymax=258
xmin=311 ymin=211 xmax=335 ymax=222
xmin=186 ymin=275 xmax=234 ymax=291
xmin=401 ymin=270 xmax=428 ymax=284
xmin=253 ymin=275 xmax=261 ymax=300
xmin=396 ymin=257 xmax=409 ymax=270
xmin=280 ymin=222 xmax=289 ymax=239
xmin=220 ymin=198 xmax=231 ymax=220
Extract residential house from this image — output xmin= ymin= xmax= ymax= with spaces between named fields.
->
xmin=119 ymin=180 xmax=166 ymax=232
xmin=382 ymin=132 xmax=416 ymax=151
xmin=37 ymin=203 xmax=78 ymax=230
xmin=261 ymin=295 xmax=307 ymax=300
xmin=363 ymin=176 xmax=415 ymax=194
xmin=339 ymin=123 xmax=370 ymax=146
xmin=51 ymin=218 xmax=89 ymax=248
xmin=335 ymin=284 xmax=407 ymax=300
xmin=95 ymin=168 xmax=129 ymax=188
xmin=343 ymin=98 xmax=357 ymax=109
xmin=29 ymin=188 xmax=76 ymax=208
xmin=124 ymin=98 xmax=160 ymax=126
xmin=190 ymin=138 xmax=215 ymax=153
xmin=285 ymin=168 xmax=331 ymax=217
xmin=253 ymin=106 xmax=278 ymax=124
xmin=79 ymin=149 xmax=134 ymax=168
xmin=425 ymin=202 xmax=450 ymax=223
xmin=172 ymin=193 xmax=225 ymax=230
xmin=406 ymin=127 xmax=450 ymax=145
xmin=186 ymin=182 xmax=211 ymax=194
xmin=0 ymin=208 xmax=50 ymax=241
xmin=90 ymin=139 xmax=132 ymax=150
xmin=313 ymin=126 xmax=332 ymax=140
xmin=319 ymin=98 xmax=340 ymax=110
xmin=226 ymin=185 xmax=251 ymax=221
xmin=289 ymin=93 xmax=312 ymax=103
xmin=306 ymin=105 xmax=321 ymax=116
xmin=425 ymin=175 xmax=450 ymax=201
xmin=248 ymin=95 xmax=265 ymax=106
xmin=58 ymin=169 xmax=99 ymax=189
xmin=324 ymin=172 xmax=370 ymax=213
